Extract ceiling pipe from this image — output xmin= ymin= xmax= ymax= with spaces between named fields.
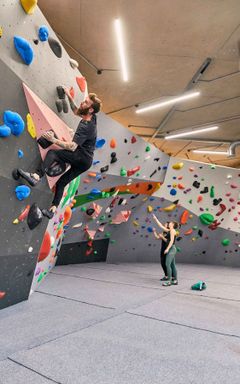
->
xmin=228 ymin=141 xmax=240 ymax=157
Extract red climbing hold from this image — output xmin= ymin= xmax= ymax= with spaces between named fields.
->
xmin=216 ymin=204 xmax=226 ymax=217
xmin=38 ymin=231 xmax=51 ymax=262
xmin=18 ymin=205 xmax=30 ymax=222
xmin=69 ymin=87 xmax=74 ymax=98
xmin=208 ymin=220 xmax=221 ymax=230
xmin=76 ymin=76 xmax=86 ymax=92
xmin=127 ymin=166 xmax=140 ymax=177
xmin=184 ymin=228 xmax=193 ymax=235
xmin=197 ymin=195 xmax=203 ymax=203
xmin=180 ymin=210 xmax=189 ymax=225
xmin=131 ymin=136 xmax=137 ymax=144
xmin=0 ymin=291 xmax=6 ymax=299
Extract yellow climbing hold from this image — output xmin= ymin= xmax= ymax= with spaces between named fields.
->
xmin=0 ymin=26 xmax=3 ymax=38
xmin=20 ymin=0 xmax=38 ymax=15
xmin=147 ymin=205 xmax=153 ymax=213
xmin=26 ymin=113 xmax=36 ymax=138
xmin=163 ymin=203 xmax=177 ymax=212
xmin=142 ymin=197 xmax=148 ymax=202
xmin=172 ymin=162 xmax=184 ymax=170
xmin=13 ymin=218 xmax=19 ymax=224
xmin=133 ymin=220 xmax=139 ymax=226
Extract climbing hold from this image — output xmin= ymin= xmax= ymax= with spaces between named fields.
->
xmin=0 ymin=291 xmax=6 ymax=299
xmin=20 ymin=0 xmax=38 ymax=14
xmin=127 ymin=166 xmax=140 ymax=177
xmin=63 ymin=206 xmax=72 ymax=226
xmin=38 ymin=25 xmax=49 ymax=42
xmin=210 ymin=186 xmax=215 ymax=198
xmin=200 ymin=186 xmax=208 ymax=194
xmin=27 ymin=203 xmax=43 ymax=230
xmin=170 ymin=189 xmax=177 ymax=196
xmin=147 ymin=206 xmax=153 ymax=213
xmin=0 ymin=26 xmax=3 ymax=38
xmin=110 ymin=154 xmax=118 ymax=164
xmin=18 ymin=149 xmax=24 ymax=158
xmin=120 ymin=167 xmax=127 ymax=177
xmin=69 ymin=58 xmax=79 ymax=69
xmin=100 ymin=165 xmax=109 ymax=173
xmin=111 ymin=210 xmax=131 ymax=224
xmin=131 ymin=136 xmax=137 ymax=144
xmin=0 ymin=125 xmax=11 ymax=137
xmin=3 ymin=110 xmax=25 ymax=136
xmin=13 ymin=218 xmax=19 ymax=224
xmin=18 ymin=205 xmax=30 ymax=221
xmin=15 ymin=185 xmax=31 ymax=201
xmin=216 ymin=203 xmax=226 ymax=216
xmin=208 ymin=220 xmax=221 ymax=230
xmin=198 ymin=229 xmax=203 ymax=237
xmin=180 ymin=210 xmax=189 ymax=225
xmin=14 ymin=36 xmax=34 ymax=65
xmin=95 ymin=138 xmax=106 ymax=149
xmin=48 ymin=37 xmax=62 ymax=58
xmin=172 ymin=162 xmax=184 ymax=170
xmin=197 ymin=195 xmax=203 ymax=203
xmin=133 ymin=220 xmax=139 ymax=226
xmin=145 ymin=145 xmax=150 ymax=152
xmin=199 ymin=213 xmax=214 ymax=225
xmin=193 ymin=181 xmax=200 ymax=188
xmin=184 ymin=228 xmax=193 ymax=235
xmin=76 ymin=76 xmax=86 ymax=92
xmin=230 ymin=184 xmax=237 ymax=189
xmin=86 ymin=208 xmax=95 ymax=216
xmin=163 ymin=201 xmax=179 ymax=212
xmin=178 ymin=183 xmax=185 ymax=190
xmin=38 ymin=231 xmax=51 ymax=262
xmin=110 ymin=138 xmax=117 ymax=148
xmin=221 ymin=238 xmax=230 ymax=246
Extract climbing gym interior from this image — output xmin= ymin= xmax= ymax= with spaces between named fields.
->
xmin=0 ymin=1 xmax=239 ymax=383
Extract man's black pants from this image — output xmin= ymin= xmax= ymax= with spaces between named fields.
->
xmin=37 ymin=149 xmax=92 ymax=207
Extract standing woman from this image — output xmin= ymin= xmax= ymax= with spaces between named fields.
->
xmin=152 ymin=214 xmax=178 ymax=286
xmin=152 ymin=223 xmax=169 ymax=281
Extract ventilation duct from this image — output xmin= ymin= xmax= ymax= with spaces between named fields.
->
xmin=228 ymin=141 xmax=240 ymax=157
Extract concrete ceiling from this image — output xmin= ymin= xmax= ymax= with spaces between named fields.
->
xmin=39 ymin=0 xmax=240 ymax=168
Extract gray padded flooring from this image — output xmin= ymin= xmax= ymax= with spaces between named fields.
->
xmin=0 ymin=262 xmax=240 ymax=384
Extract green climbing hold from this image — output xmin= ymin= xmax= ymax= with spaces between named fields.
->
xmin=210 ymin=186 xmax=215 ymax=198
xmin=136 ymin=172 xmax=140 ymax=176
xmin=188 ymin=199 xmax=192 ymax=204
xmin=199 ymin=213 xmax=214 ymax=225
xmin=120 ymin=167 xmax=127 ymax=177
xmin=135 ymin=155 xmax=139 ymax=159
xmin=145 ymin=145 xmax=151 ymax=152
xmin=81 ymin=206 xmax=87 ymax=212
xmin=94 ymin=251 xmax=98 ymax=254
xmin=211 ymin=165 xmax=216 ymax=169
xmin=100 ymin=215 xmax=106 ymax=221
xmin=105 ymin=232 xmax=111 ymax=237
xmin=110 ymin=239 xmax=116 ymax=244
xmin=192 ymin=226 xmax=198 ymax=230
xmin=176 ymin=247 xmax=181 ymax=252
xmin=221 ymin=238 xmax=230 ymax=246
xmin=101 ymin=192 xmax=106 ymax=198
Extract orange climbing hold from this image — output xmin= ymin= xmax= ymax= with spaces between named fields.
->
xmin=110 ymin=138 xmax=117 ymax=148
xmin=88 ymin=172 xmax=97 ymax=178
xmin=178 ymin=183 xmax=185 ymax=190
xmin=76 ymin=76 xmax=86 ymax=92
xmin=18 ymin=205 xmax=30 ymax=222
xmin=184 ymin=228 xmax=193 ymax=235
xmin=63 ymin=206 xmax=72 ymax=225
xmin=38 ymin=231 xmax=51 ymax=262
xmin=56 ymin=228 xmax=63 ymax=239
xmin=69 ymin=87 xmax=74 ymax=98
xmin=180 ymin=210 xmax=189 ymax=225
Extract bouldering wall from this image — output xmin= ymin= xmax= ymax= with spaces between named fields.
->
xmin=0 ymin=1 xmax=88 ymax=309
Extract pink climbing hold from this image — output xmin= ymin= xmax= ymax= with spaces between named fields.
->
xmin=216 ymin=203 xmax=226 ymax=217
xmin=111 ymin=210 xmax=131 ymax=224
xmin=131 ymin=136 xmax=137 ymax=144
xmin=76 ymin=76 xmax=86 ymax=93
xmin=230 ymin=184 xmax=237 ymax=189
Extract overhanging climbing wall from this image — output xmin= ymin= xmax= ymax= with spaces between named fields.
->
xmin=0 ymin=1 xmax=90 ymax=309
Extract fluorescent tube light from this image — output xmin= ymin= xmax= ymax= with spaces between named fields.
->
xmin=114 ymin=19 xmax=128 ymax=82
xmin=136 ymin=91 xmax=200 ymax=114
xmin=192 ymin=150 xmax=228 ymax=155
xmin=165 ymin=126 xmax=218 ymax=140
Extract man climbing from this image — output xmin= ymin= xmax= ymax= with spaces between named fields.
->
xmin=15 ymin=89 xmax=102 ymax=219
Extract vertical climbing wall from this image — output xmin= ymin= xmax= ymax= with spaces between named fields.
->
xmin=0 ymin=1 xmax=88 ymax=309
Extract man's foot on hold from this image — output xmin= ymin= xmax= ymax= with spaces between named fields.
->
xmin=17 ymin=169 xmax=39 ymax=187
xmin=42 ymin=209 xmax=54 ymax=219
xmin=160 ymin=276 xmax=169 ymax=281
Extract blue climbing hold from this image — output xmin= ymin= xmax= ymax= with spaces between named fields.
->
xmin=14 ymin=36 xmax=34 ymax=65
xmin=147 ymin=227 xmax=153 ymax=233
xmin=170 ymin=188 xmax=177 ymax=196
xmin=90 ymin=188 xmax=101 ymax=195
xmin=15 ymin=185 xmax=31 ymax=201
xmin=38 ymin=25 xmax=49 ymax=42
xmin=93 ymin=160 xmax=100 ymax=165
xmin=0 ymin=125 xmax=11 ymax=137
xmin=18 ymin=149 xmax=24 ymax=158
xmin=3 ymin=110 xmax=25 ymax=136
xmin=95 ymin=138 xmax=106 ymax=149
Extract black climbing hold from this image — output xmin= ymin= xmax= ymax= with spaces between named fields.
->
xmin=37 ymin=131 xmax=57 ymax=149
xmin=62 ymin=99 xmax=68 ymax=113
xmin=130 ymin=194 xmax=139 ymax=199
xmin=56 ymin=86 xmax=65 ymax=99
xmin=150 ymin=170 xmax=157 ymax=178
xmin=158 ymin=166 xmax=161 ymax=171
xmin=213 ymin=198 xmax=222 ymax=206
xmin=124 ymin=139 xmax=128 ymax=143
xmin=100 ymin=165 xmax=109 ymax=173
xmin=12 ymin=168 xmax=20 ymax=180
xmin=154 ymin=158 xmax=160 ymax=161
xmin=110 ymin=157 xmax=118 ymax=164
xmin=48 ymin=37 xmax=62 ymax=58
xmin=27 ymin=203 xmax=43 ymax=230
xmin=147 ymin=184 xmax=153 ymax=191
xmin=173 ymin=200 xmax=179 ymax=205
xmin=118 ymin=198 xmax=124 ymax=205
xmin=33 ymin=39 xmax=39 ymax=45
xmin=111 ymin=152 xmax=116 ymax=158
xmin=55 ymin=99 xmax=63 ymax=113
xmin=200 ymin=186 xmax=208 ymax=194
xmin=176 ymin=237 xmax=182 ymax=241
xmin=193 ymin=181 xmax=200 ymax=188
xmin=198 ymin=229 xmax=203 ymax=237
xmin=110 ymin=187 xmax=116 ymax=193
xmin=86 ymin=208 xmax=95 ymax=216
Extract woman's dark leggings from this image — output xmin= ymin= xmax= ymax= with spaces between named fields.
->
xmin=36 ymin=149 xmax=92 ymax=207
xmin=165 ymin=245 xmax=177 ymax=280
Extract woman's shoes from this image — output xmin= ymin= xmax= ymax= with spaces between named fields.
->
xmin=171 ymin=279 xmax=178 ymax=285
xmin=162 ymin=279 xmax=178 ymax=286
xmin=160 ymin=276 xmax=169 ymax=281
